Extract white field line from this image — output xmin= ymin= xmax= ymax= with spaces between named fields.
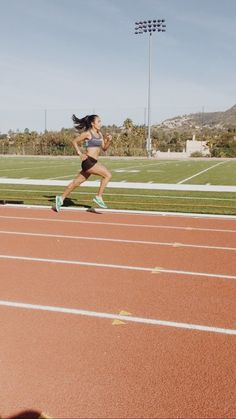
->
xmin=0 ymin=299 xmax=235 ymax=335
xmin=117 ymin=161 xmax=172 ymax=171
xmin=0 ymin=187 xmax=236 ymax=202
xmin=0 ymin=215 xmax=235 ymax=233
xmin=178 ymin=161 xmax=228 ymax=184
xmin=0 ymin=163 xmax=74 ymax=173
xmin=0 ymin=254 xmax=235 ymax=280
xmin=0 ymin=230 xmax=235 ymax=252
xmin=49 ymin=174 xmax=75 ymax=180
xmin=1 ymin=177 xmax=236 ymax=192
xmin=113 ymin=170 xmax=140 ymax=173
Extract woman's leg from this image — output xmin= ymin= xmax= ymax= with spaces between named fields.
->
xmin=85 ymin=163 xmax=112 ymax=208
xmin=55 ymin=171 xmax=90 ymax=211
xmin=87 ymin=163 xmax=112 ymax=196
xmin=61 ymin=171 xmax=91 ymax=201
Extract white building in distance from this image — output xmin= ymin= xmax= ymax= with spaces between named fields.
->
xmin=153 ymin=134 xmax=210 ymax=159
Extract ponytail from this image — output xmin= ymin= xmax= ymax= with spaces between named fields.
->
xmin=72 ymin=114 xmax=98 ymax=131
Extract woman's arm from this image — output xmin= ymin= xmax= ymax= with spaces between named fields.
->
xmin=72 ymin=132 xmax=89 ymax=158
xmin=102 ymin=134 xmax=112 ymax=151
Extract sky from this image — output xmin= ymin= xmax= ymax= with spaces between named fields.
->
xmin=0 ymin=0 xmax=236 ymax=132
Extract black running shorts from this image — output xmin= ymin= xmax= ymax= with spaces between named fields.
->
xmin=81 ymin=156 xmax=97 ymax=173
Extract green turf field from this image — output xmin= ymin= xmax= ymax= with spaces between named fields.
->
xmin=0 ymin=156 xmax=236 ymax=215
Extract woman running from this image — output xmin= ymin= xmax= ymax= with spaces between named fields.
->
xmin=55 ymin=114 xmax=112 ymax=212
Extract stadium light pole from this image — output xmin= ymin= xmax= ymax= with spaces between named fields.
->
xmin=44 ymin=109 xmax=47 ymax=133
xmin=135 ymin=19 xmax=166 ymax=158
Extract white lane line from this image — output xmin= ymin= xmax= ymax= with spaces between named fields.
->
xmin=0 ymin=215 xmax=235 ymax=233
xmin=151 ymin=267 xmax=236 ymax=280
xmin=0 ymin=230 xmax=235 ymax=252
xmin=0 ymin=254 xmax=235 ymax=280
xmin=2 ymin=203 xmax=236 ymax=220
xmin=0 ymin=254 xmax=152 ymax=272
xmin=178 ymin=161 xmax=227 ymax=184
xmin=0 ymin=300 xmax=235 ymax=335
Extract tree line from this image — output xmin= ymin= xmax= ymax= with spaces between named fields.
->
xmin=0 ymin=119 xmax=235 ymax=157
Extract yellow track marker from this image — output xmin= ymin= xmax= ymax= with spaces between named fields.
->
xmin=39 ymin=413 xmax=52 ymax=419
xmin=119 ymin=310 xmax=132 ymax=316
xmin=112 ymin=310 xmax=132 ymax=325
xmin=112 ymin=319 xmax=126 ymax=325
xmin=173 ymin=242 xmax=182 ymax=247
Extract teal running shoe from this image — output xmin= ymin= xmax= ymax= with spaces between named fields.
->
xmin=55 ymin=195 xmax=63 ymax=212
xmin=93 ymin=196 xmax=108 ymax=209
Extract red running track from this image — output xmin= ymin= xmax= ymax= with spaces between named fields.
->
xmin=0 ymin=206 xmax=235 ymax=419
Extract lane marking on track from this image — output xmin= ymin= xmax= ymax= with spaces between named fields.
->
xmin=152 ymin=267 xmax=164 ymax=274
xmin=39 ymin=413 xmax=52 ymax=419
xmin=112 ymin=319 xmax=126 ymax=325
xmin=0 ymin=230 xmax=235 ymax=252
xmin=1 ymin=203 xmax=236 ymax=219
xmin=0 ymin=215 xmax=235 ymax=233
xmin=178 ymin=161 xmax=227 ymax=184
xmin=0 ymin=299 xmax=235 ymax=335
xmin=112 ymin=310 xmax=132 ymax=325
xmin=0 ymin=254 xmax=235 ymax=280
xmin=150 ymin=266 xmax=236 ymax=280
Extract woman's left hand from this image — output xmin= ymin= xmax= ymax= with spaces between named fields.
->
xmin=105 ymin=134 xmax=112 ymax=142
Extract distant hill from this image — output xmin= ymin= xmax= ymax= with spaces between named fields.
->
xmin=156 ymin=104 xmax=236 ymax=130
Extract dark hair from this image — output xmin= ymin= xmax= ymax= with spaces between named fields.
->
xmin=72 ymin=114 xmax=99 ymax=131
